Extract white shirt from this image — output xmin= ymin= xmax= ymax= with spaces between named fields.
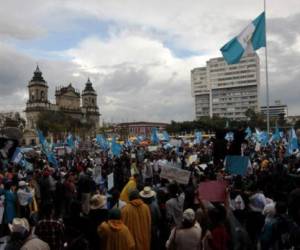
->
xmin=17 ymin=188 xmax=33 ymax=206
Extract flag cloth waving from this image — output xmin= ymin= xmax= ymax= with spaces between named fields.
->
xmin=220 ymin=12 xmax=266 ymax=64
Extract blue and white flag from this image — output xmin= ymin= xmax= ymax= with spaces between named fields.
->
xmin=225 ymin=132 xmax=234 ymax=142
xmin=136 ymin=135 xmax=145 ymax=144
xmin=37 ymin=130 xmax=50 ymax=152
xmin=195 ymin=131 xmax=202 ymax=144
xmin=111 ymin=137 xmax=122 ymax=157
xmin=47 ymin=152 xmax=59 ymax=167
xmin=271 ymin=128 xmax=281 ymax=142
xmin=260 ymin=131 xmax=269 ymax=146
xmin=288 ymin=128 xmax=298 ymax=154
xmin=245 ymin=127 xmax=252 ymax=140
xmin=11 ymin=147 xmax=23 ymax=164
xmin=96 ymin=134 xmax=110 ymax=151
xmin=220 ymin=12 xmax=266 ymax=64
xmin=66 ymin=133 xmax=75 ymax=149
xmin=163 ymin=131 xmax=170 ymax=142
xmin=125 ymin=138 xmax=133 ymax=148
xmin=151 ymin=128 xmax=159 ymax=145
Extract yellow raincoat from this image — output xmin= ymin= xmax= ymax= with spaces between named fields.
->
xmin=120 ymin=177 xmax=137 ymax=203
xmin=98 ymin=219 xmax=135 ymax=250
xmin=121 ymin=199 xmax=151 ymax=250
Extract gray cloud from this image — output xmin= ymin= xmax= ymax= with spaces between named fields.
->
xmin=101 ymin=67 xmax=149 ymax=93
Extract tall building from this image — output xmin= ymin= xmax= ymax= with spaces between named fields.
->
xmin=191 ymin=53 xmax=260 ymax=120
xmin=25 ymin=66 xmax=100 ymax=129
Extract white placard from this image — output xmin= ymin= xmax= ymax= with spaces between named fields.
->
xmin=189 ymin=154 xmax=198 ymax=164
xmin=148 ymin=146 xmax=158 ymax=152
xmin=199 ymin=164 xmax=208 ymax=170
xmin=107 ymin=173 xmax=114 ymax=190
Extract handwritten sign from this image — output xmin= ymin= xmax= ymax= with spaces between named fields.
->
xmin=198 ymin=180 xmax=227 ymax=202
xmin=160 ymin=165 xmax=191 ymax=185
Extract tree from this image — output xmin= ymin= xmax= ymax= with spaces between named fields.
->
xmin=36 ymin=110 xmax=95 ymax=139
xmin=244 ymin=108 xmax=266 ymax=129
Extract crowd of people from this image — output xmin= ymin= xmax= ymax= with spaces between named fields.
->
xmin=0 ymin=128 xmax=300 ymax=250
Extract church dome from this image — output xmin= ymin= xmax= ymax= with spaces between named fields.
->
xmin=29 ymin=65 xmax=47 ymax=86
xmin=82 ymin=78 xmax=97 ymax=96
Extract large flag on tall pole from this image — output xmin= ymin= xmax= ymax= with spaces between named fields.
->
xmin=220 ymin=12 xmax=266 ymax=64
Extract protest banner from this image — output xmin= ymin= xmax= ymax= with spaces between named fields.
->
xmin=198 ymin=180 xmax=227 ymax=202
xmin=160 ymin=165 xmax=191 ymax=185
xmin=225 ymin=155 xmax=250 ymax=176
xmin=107 ymin=173 xmax=114 ymax=190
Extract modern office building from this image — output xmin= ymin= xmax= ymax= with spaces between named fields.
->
xmin=260 ymin=100 xmax=288 ymax=119
xmin=191 ymin=53 xmax=260 ymax=120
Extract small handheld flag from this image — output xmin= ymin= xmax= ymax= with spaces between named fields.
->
xmin=220 ymin=12 xmax=266 ymax=64
xmin=195 ymin=131 xmax=202 ymax=144
xmin=151 ymin=128 xmax=159 ymax=145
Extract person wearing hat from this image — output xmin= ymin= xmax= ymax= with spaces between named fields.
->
xmin=88 ymin=194 xmax=108 ymax=250
xmin=17 ymin=181 xmax=33 ymax=219
xmin=6 ymin=217 xmax=50 ymax=250
xmin=121 ymin=189 xmax=151 ymax=250
xmin=166 ymin=208 xmax=202 ymax=250
xmin=97 ymin=208 xmax=135 ymax=250
xmin=140 ymin=186 xmax=161 ymax=250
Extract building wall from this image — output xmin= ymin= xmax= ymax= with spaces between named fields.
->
xmin=191 ymin=53 xmax=260 ymax=120
xmin=28 ymin=84 xmax=48 ymax=103
xmin=56 ymin=92 xmax=81 ymax=110
xmin=195 ymin=94 xmax=210 ymax=119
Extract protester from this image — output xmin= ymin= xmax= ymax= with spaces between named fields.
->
xmin=165 ymin=182 xmax=185 ymax=228
xmin=16 ymin=181 xmax=33 ymax=219
xmin=139 ymin=186 xmax=161 ymax=250
xmin=35 ymin=203 xmax=65 ymax=250
xmin=166 ymin=208 xmax=202 ymax=250
xmin=121 ymin=190 xmax=151 ymax=250
xmin=98 ymin=208 xmax=135 ymax=250
xmin=88 ymin=194 xmax=108 ymax=250
xmin=6 ymin=217 xmax=50 ymax=250
xmin=1 ymin=182 xmax=17 ymax=226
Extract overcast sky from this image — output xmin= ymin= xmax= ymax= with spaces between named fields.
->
xmin=1 ymin=0 xmax=300 ymax=123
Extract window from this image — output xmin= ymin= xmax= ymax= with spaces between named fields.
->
xmin=41 ymin=91 xmax=45 ymax=101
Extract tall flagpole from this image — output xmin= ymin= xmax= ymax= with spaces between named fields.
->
xmin=264 ymin=0 xmax=270 ymax=134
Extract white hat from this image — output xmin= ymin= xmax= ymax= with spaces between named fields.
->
xmin=90 ymin=194 xmax=107 ymax=210
xmin=8 ymin=218 xmax=30 ymax=233
xmin=139 ymin=186 xmax=156 ymax=199
xmin=183 ymin=208 xmax=195 ymax=222
xmin=18 ymin=181 xmax=27 ymax=187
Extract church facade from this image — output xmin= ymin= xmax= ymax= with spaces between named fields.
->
xmin=25 ymin=66 xmax=100 ymax=130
